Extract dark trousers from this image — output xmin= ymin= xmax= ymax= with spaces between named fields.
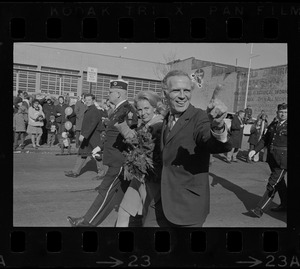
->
xmin=143 ymin=199 xmax=205 ymax=227
xmin=72 ymin=155 xmax=106 ymax=175
xmin=14 ymin=132 xmax=26 ymax=148
xmin=41 ymin=125 xmax=48 ymax=144
xmin=75 ymin=130 xmax=81 ymax=147
xmin=83 ymin=166 xmax=130 ymax=226
xmin=257 ymin=167 xmax=287 ymax=211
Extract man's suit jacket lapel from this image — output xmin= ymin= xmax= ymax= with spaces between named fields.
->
xmin=163 ymin=105 xmax=196 ymax=146
xmin=161 ymin=117 xmax=168 ymax=150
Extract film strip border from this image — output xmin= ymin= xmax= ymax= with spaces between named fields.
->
xmin=1 ymin=3 xmax=300 ymax=40
xmin=1 ymin=2 xmax=300 ymax=268
xmin=2 ymin=229 xmax=299 ymax=267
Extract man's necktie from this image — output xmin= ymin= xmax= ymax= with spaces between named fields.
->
xmin=167 ymin=113 xmax=175 ymax=131
xmin=164 ymin=113 xmax=175 ymax=143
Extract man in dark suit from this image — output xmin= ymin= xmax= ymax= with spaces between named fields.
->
xmin=64 ymin=93 xmax=105 ymax=177
xmin=248 ymin=103 xmax=287 ymax=217
xmin=143 ymin=70 xmax=232 ymax=227
xmin=67 ymin=79 xmax=138 ymax=226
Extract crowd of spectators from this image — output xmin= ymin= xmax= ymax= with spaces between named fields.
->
xmin=13 ymin=90 xmax=113 ymax=152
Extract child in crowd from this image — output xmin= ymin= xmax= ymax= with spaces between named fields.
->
xmin=46 ymin=115 xmax=59 ymax=147
xmin=60 ymin=126 xmax=71 ymax=154
xmin=13 ymin=105 xmax=28 ymax=150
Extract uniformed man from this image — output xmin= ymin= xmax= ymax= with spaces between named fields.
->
xmin=67 ymin=79 xmax=138 ymax=226
xmin=248 ymin=103 xmax=287 ymax=217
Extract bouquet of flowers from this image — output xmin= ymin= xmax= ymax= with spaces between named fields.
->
xmin=123 ymin=127 xmax=155 ymax=183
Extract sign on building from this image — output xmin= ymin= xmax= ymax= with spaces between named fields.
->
xmin=87 ymin=67 xmax=98 ymax=83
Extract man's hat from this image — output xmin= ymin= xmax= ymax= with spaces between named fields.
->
xmin=49 ymin=115 xmax=55 ymax=120
xmin=277 ymin=103 xmax=287 ymax=110
xmin=110 ymin=79 xmax=128 ymax=91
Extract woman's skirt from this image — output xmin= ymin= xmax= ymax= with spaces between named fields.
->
xmin=27 ymin=125 xmax=43 ymax=135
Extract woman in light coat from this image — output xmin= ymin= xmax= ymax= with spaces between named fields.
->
xmin=27 ymin=99 xmax=45 ymax=148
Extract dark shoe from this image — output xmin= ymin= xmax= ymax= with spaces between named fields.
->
xmin=65 ymin=171 xmax=79 ymax=178
xmin=270 ymin=205 xmax=287 ymax=212
xmin=67 ymin=216 xmax=85 ymax=227
xmin=249 ymin=208 xmax=263 ymax=218
xmin=129 ymin=215 xmax=143 ymax=227
xmin=225 ymin=159 xmax=231 ymax=164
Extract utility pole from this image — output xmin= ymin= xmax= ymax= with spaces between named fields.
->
xmin=244 ymin=43 xmax=259 ymax=109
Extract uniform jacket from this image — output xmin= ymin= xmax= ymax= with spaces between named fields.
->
xmin=13 ymin=111 xmax=28 ymax=132
xmin=102 ymin=101 xmax=138 ymax=168
xmin=255 ymin=119 xmax=287 ymax=169
xmin=78 ymin=104 xmax=105 ymax=156
xmin=28 ymin=106 xmax=45 ymax=127
xmin=54 ymin=103 xmax=68 ymax=124
xmin=74 ymin=100 xmax=87 ymax=131
xmin=160 ymin=104 xmax=232 ymax=225
xmin=230 ymin=115 xmax=244 ymax=148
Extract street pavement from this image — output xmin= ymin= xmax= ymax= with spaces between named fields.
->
xmin=13 ymin=136 xmax=287 ymax=227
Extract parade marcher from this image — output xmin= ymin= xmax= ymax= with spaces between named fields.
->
xmin=67 ymin=79 xmax=138 ymax=227
xmin=13 ymin=104 xmax=28 ymax=150
xmin=226 ymin=110 xmax=245 ymax=163
xmin=27 ymin=99 xmax=45 ymax=149
xmin=247 ymin=119 xmax=263 ymax=162
xmin=143 ymin=70 xmax=232 ymax=227
xmin=116 ymin=91 xmax=165 ymax=227
xmin=74 ymin=93 xmax=87 ymax=148
xmin=248 ymin=103 xmax=287 ymax=217
xmin=46 ymin=115 xmax=59 ymax=147
xmin=90 ymin=100 xmax=109 ymax=181
xmin=64 ymin=93 xmax=106 ymax=177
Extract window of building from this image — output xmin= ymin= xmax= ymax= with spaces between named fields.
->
xmin=40 ymin=67 xmax=80 ymax=97
xmin=13 ymin=64 xmax=38 ymax=94
xmin=122 ymin=76 xmax=162 ymax=102
xmin=82 ymin=72 xmax=118 ymax=102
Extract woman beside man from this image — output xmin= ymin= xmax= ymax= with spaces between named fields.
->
xmin=115 ymin=90 xmax=165 ymax=227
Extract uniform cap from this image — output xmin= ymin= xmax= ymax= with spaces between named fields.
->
xmin=110 ymin=80 xmax=128 ymax=91
xmin=277 ymin=103 xmax=287 ymax=111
